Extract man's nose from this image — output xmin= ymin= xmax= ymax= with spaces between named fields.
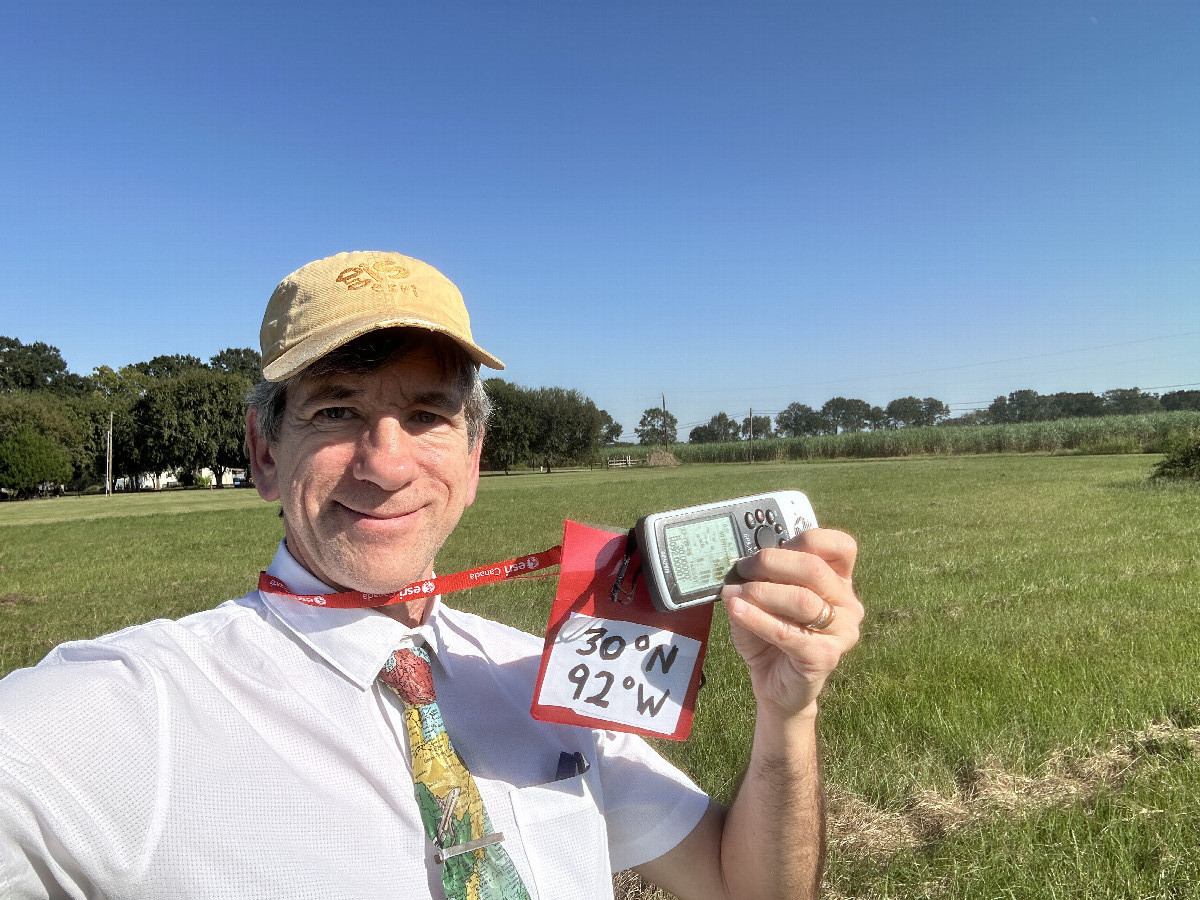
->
xmin=351 ymin=417 xmax=417 ymax=489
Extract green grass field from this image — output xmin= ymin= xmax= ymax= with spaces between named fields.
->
xmin=2 ymin=454 xmax=1199 ymax=898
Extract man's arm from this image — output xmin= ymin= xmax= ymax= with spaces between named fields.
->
xmin=634 ymin=528 xmax=862 ymax=900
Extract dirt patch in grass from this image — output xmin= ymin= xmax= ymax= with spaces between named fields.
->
xmin=0 ymin=593 xmax=42 ymax=609
xmin=828 ymin=720 xmax=1200 ymax=859
xmin=612 ymin=721 xmax=1200 ymax=898
xmin=612 ymin=870 xmax=675 ymax=900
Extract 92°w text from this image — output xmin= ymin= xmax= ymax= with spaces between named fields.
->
xmin=542 ymin=613 xmax=703 ymax=735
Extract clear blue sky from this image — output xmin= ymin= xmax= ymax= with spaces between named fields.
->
xmin=2 ymin=1 xmax=1197 ymax=438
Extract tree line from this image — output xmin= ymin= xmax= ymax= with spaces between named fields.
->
xmin=0 ymin=337 xmax=259 ymax=497
xmin=634 ymin=396 xmax=952 ymax=444
xmin=480 ymin=379 xmax=621 ymax=473
xmin=0 ymin=337 xmax=629 ymax=495
xmin=627 ymin=397 xmax=950 ymax=445
xmin=964 ymin=387 xmax=1200 ymax=424
xmin=3 ymin=334 xmax=1198 ymax=496
xmin=635 ymin=387 xmax=1200 ymax=445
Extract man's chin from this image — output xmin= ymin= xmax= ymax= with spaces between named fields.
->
xmin=332 ymin=554 xmax=437 ymax=597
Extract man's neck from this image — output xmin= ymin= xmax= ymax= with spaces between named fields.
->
xmin=281 ymin=537 xmax=435 ymax=627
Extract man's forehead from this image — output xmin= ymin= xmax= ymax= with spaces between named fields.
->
xmin=291 ymin=355 xmax=466 ymax=409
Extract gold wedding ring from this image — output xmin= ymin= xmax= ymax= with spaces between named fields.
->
xmin=807 ymin=601 xmax=836 ymax=632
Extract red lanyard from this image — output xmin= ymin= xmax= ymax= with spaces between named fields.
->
xmin=257 ymin=546 xmax=563 ymax=609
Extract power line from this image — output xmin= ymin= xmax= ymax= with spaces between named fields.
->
xmin=619 ymin=330 xmax=1200 ymax=404
xmin=771 ymin=330 xmax=1200 ymax=393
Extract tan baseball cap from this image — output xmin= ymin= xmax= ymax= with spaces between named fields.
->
xmin=259 ymin=250 xmax=504 ymax=381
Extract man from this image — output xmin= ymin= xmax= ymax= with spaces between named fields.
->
xmin=0 ymin=251 xmax=862 ymax=899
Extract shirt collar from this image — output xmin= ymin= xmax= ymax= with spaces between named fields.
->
xmin=259 ymin=542 xmax=456 ymax=689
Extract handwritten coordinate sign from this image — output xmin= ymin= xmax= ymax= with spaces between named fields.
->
xmin=539 ymin=612 xmax=703 ymax=736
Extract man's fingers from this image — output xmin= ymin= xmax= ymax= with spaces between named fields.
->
xmin=782 ymin=528 xmax=857 ymax=580
xmin=723 ymin=528 xmax=863 ymax=634
xmin=733 ymin=538 xmax=852 ymax=600
xmin=723 ymin=577 xmax=862 ymax=638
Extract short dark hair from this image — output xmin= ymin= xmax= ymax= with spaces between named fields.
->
xmin=247 ymin=329 xmax=491 ymax=449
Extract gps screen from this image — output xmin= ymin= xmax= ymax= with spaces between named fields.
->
xmin=664 ymin=515 xmax=741 ymax=595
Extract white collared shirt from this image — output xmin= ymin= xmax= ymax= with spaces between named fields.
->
xmin=0 ymin=543 xmax=709 ymax=899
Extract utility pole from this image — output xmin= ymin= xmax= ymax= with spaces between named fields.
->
xmin=105 ymin=412 xmax=113 ymax=496
xmin=749 ymin=407 xmax=754 ymax=464
xmin=662 ymin=393 xmax=668 ymax=449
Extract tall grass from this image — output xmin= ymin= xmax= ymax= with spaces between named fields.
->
xmin=603 ymin=411 xmax=1200 ymax=465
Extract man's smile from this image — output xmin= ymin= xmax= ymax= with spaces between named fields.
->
xmin=333 ymin=500 xmax=426 ymax=526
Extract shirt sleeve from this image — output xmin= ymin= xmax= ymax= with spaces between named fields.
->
xmin=590 ymin=728 xmax=711 ymax=871
xmin=0 ymin=641 xmax=166 ymax=899
xmin=0 ymin=751 xmax=61 ymax=900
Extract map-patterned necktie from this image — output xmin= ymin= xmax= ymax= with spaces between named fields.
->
xmin=379 ymin=645 xmax=532 ymax=900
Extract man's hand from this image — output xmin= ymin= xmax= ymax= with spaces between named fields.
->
xmin=637 ymin=527 xmax=862 ymax=900
xmin=719 ymin=528 xmax=862 ymax=720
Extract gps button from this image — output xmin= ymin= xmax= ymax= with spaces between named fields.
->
xmin=754 ymin=525 xmax=782 ymax=550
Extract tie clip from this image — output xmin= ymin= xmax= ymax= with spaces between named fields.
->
xmin=434 ymin=832 xmax=506 ymax=864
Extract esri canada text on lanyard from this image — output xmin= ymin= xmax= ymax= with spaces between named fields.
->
xmin=257 ymin=520 xmax=715 ymax=741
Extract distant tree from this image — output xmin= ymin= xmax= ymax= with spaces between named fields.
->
xmin=1008 ymin=389 xmax=1052 ymax=422
xmin=55 ymin=391 xmax=127 ymax=489
xmin=0 ymin=393 xmax=86 ymax=480
xmin=75 ymin=367 xmax=148 ymax=488
xmin=1046 ymin=391 xmax=1105 ymax=419
xmin=89 ymin=364 xmax=152 ymax=402
xmin=635 ymin=407 xmax=678 ymax=445
xmin=529 ymin=386 xmax=606 ymax=471
xmin=599 ymin=411 xmax=623 ymax=445
xmin=134 ymin=354 xmax=207 ymax=381
xmin=132 ymin=371 xmax=250 ymax=486
xmin=919 ymin=397 xmax=950 ymax=426
xmin=885 ymin=396 xmax=923 ymax=429
xmin=987 ymin=390 xmax=1051 ymax=424
xmin=690 ymin=412 xmax=742 ymax=444
xmin=481 ymin=381 xmax=607 ymax=472
xmin=985 ymin=395 xmax=1014 ymax=424
xmin=0 ymin=336 xmax=75 ymax=393
xmin=775 ymin=402 xmax=827 ymax=438
xmin=0 ymin=394 xmax=76 ymax=447
xmin=109 ymin=407 xmax=143 ymax=488
xmin=740 ymin=414 xmax=774 ymax=440
xmin=1102 ymin=388 xmax=1161 ymax=415
xmin=1162 ymin=390 xmax=1200 ymax=412
xmin=210 ymin=347 xmax=262 ymax=380
xmin=482 ymin=379 xmax=538 ymax=473
xmin=864 ymin=406 xmax=888 ymax=432
xmin=49 ymin=372 xmax=94 ymax=395
xmin=0 ymin=426 xmax=73 ymax=498
xmin=821 ymin=397 xmax=873 ymax=433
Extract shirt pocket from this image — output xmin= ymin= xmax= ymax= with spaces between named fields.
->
xmin=509 ymin=771 xmax=612 ymax=900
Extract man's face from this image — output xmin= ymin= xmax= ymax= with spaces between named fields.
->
xmin=248 ymin=345 xmax=482 ymax=616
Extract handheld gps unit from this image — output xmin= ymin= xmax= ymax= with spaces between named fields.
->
xmin=634 ymin=490 xmax=818 ymax=613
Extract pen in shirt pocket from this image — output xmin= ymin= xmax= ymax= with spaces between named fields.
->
xmin=555 ymin=751 xmax=590 ymax=781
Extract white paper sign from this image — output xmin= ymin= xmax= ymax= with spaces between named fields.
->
xmin=539 ymin=612 xmax=703 ymax=736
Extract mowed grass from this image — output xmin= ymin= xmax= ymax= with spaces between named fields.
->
xmin=2 ymin=455 xmax=1199 ymax=897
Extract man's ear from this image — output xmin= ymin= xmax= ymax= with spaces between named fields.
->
xmin=246 ymin=408 xmax=279 ymax=502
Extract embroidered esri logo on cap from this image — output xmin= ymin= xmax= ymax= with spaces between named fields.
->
xmin=336 ymin=260 xmax=411 ymax=292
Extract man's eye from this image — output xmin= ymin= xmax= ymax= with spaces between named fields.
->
xmin=318 ymin=407 xmax=351 ymax=420
xmin=415 ymin=410 xmax=456 ymax=427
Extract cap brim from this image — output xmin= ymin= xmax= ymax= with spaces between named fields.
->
xmin=262 ymin=313 xmax=505 ymax=381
